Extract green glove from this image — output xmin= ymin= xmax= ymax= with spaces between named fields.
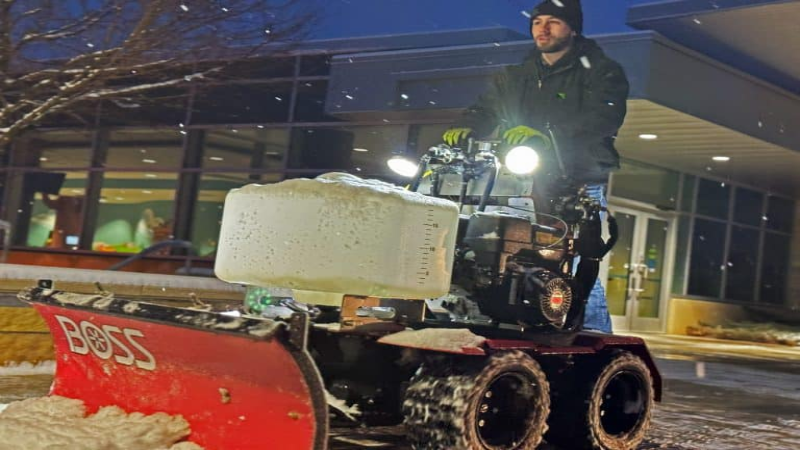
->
xmin=503 ymin=125 xmax=552 ymax=148
xmin=442 ymin=127 xmax=473 ymax=146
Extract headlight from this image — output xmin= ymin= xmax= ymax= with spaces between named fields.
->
xmin=504 ymin=146 xmax=540 ymax=175
xmin=387 ymin=156 xmax=419 ymax=178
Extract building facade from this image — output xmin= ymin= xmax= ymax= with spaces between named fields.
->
xmin=1 ymin=3 xmax=798 ymax=334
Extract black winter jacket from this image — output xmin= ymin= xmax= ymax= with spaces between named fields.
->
xmin=458 ymin=37 xmax=629 ymax=184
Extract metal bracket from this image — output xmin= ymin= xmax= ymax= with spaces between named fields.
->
xmin=287 ymin=312 xmax=310 ymax=350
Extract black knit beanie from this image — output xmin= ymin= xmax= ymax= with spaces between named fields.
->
xmin=530 ymin=0 xmax=584 ymax=35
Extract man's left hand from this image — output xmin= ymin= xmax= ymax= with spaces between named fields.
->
xmin=503 ymin=125 xmax=551 ymax=148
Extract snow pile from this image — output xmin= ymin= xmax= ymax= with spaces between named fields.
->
xmin=215 ymin=172 xmax=460 ymax=299
xmin=0 ymin=396 xmax=202 ymax=449
xmin=687 ymin=321 xmax=800 ymax=347
xmin=0 ymin=361 xmax=56 ymax=376
xmin=378 ymin=328 xmax=486 ymax=354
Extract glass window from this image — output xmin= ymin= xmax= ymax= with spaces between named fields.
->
xmin=93 ymin=172 xmax=177 ymax=253
xmin=15 ymin=130 xmax=93 ymax=168
xmin=190 ymin=172 xmax=283 ymax=257
xmin=687 ymin=218 xmax=726 ymax=298
xmin=696 ymin=178 xmax=730 ymax=219
xmin=679 ymin=175 xmax=696 ymax=213
xmin=294 ymin=81 xmax=338 ymax=122
xmin=300 ymin=55 xmax=331 ymax=76
xmin=765 ymin=196 xmax=795 ymax=233
xmin=411 ymin=124 xmax=451 ymax=157
xmin=106 ymin=129 xmax=184 ymax=169
xmin=725 ymin=226 xmax=759 ymax=302
xmin=639 ymin=218 xmax=669 ymax=318
xmin=203 ymin=128 xmax=288 ymax=171
xmin=733 ymin=187 xmax=763 ymax=227
xmin=9 ymin=130 xmax=93 ymax=249
xmin=100 ymin=86 xmax=190 ymax=126
xmin=191 ymin=82 xmax=293 ymax=124
xmin=212 ymin=56 xmax=296 ymax=79
xmin=671 ymin=215 xmax=691 ymax=295
xmin=610 ymin=161 xmax=678 ymax=209
xmin=606 ymin=212 xmax=636 ymax=316
xmin=39 ymin=100 xmax=98 ymax=127
xmin=287 ymin=126 xmax=407 ymax=178
xmin=760 ymin=232 xmax=790 ymax=304
xmin=24 ymin=171 xmax=89 ymax=249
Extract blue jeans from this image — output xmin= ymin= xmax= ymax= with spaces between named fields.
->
xmin=575 ymin=184 xmax=613 ymax=333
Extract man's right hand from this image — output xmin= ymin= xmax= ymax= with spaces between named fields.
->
xmin=442 ymin=127 xmax=473 ymax=146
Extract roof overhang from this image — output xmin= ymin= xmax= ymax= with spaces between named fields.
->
xmin=627 ymin=0 xmax=800 ymax=95
xmin=619 ymin=99 xmax=800 ymax=197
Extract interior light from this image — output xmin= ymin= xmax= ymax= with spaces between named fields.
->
xmin=638 ymin=134 xmax=658 ymax=140
xmin=209 ymin=156 xmax=224 ymax=161
xmin=145 ymin=174 xmax=158 ymax=178
xmin=712 ymin=156 xmax=730 ymax=162
xmin=142 ymin=159 xmax=157 ymax=164
xmin=39 ymin=157 xmax=48 ymax=162
xmin=353 ymin=148 xmax=369 ymax=153
xmin=505 ymin=146 xmax=540 ymax=175
xmin=387 ymin=156 xmax=419 ymax=178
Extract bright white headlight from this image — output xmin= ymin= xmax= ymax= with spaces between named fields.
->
xmin=387 ymin=156 xmax=419 ymax=178
xmin=505 ymin=146 xmax=540 ymax=175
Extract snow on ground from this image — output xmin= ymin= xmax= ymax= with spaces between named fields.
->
xmin=0 ymin=396 xmax=202 ymax=450
xmin=0 ymin=361 xmax=56 ymax=376
xmin=687 ymin=321 xmax=800 ymax=347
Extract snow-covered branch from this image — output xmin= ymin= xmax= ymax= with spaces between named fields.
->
xmin=0 ymin=0 xmax=320 ymax=145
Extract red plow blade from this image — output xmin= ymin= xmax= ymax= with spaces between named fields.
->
xmin=22 ymin=288 xmax=328 ymax=450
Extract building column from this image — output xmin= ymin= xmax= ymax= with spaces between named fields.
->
xmin=172 ymin=129 xmax=204 ymax=247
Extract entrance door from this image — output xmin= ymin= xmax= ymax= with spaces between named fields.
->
xmin=605 ymin=207 xmax=675 ymax=332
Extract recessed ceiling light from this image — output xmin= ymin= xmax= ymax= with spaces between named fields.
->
xmin=142 ymin=158 xmax=157 ymax=164
xmin=638 ymin=134 xmax=658 ymax=140
xmin=209 ymin=156 xmax=224 ymax=161
xmin=353 ymin=148 xmax=369 ymax=152
xmin=39 ymin=157 xmax=48 ymax=162
xmin=145 ymin=173 xmax=158 ymax=178
xmin=712 ymin=156 xmax=730 ymax=162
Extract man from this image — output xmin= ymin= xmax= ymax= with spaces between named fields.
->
xmin=444 ymin=0 xmax=628 ymax=333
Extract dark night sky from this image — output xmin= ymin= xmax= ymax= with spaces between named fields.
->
xmin=312 ymin=0 xmax=659 ymax=39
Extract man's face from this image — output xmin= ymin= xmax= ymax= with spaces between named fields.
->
xmin=531 ymin=15 xmax=575 ymax=53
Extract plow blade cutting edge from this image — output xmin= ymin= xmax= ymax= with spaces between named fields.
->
xmin=21 ymin=288 xmax=328 ymax=450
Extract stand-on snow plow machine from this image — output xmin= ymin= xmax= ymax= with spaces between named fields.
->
xmin=22 ymin=137 xmax=661 ymax=450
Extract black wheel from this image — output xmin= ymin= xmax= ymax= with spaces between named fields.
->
xmin=546 ymin=351 xmax=654 ymax=450
xmin=403 ymin=351 xmax=550 ymax=450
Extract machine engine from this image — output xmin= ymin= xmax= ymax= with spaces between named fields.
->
xmin=456 ymin=209 xmax=576 ymax=330
xmin=404 ymin=138 xmax=616 ymax=333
